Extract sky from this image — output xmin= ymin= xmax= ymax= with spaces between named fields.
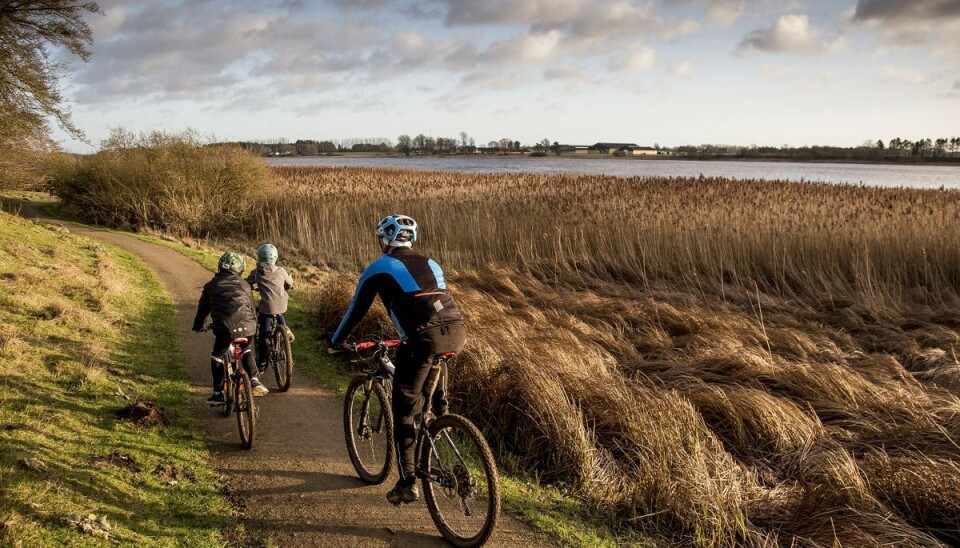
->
xmin=54 ymin=0 xmax=960 ymax=152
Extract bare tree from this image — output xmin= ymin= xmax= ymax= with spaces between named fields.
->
xmin=0 ymin=0 xmax=101 ymax=146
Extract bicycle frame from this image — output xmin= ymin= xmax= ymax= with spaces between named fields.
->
xmin=348 ymin=340 xmax=468 ymax=493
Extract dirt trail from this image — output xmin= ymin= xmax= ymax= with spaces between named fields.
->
xmin=20 ymin=202 xmax=549 ymax=547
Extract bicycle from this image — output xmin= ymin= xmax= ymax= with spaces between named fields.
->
xmin=207 ymin=324 xmax=257 ymax=449
xmin=341 ymin=338 xmax=500 ymax=547
xmin=262 ymin=315 xmax=293 ymax=392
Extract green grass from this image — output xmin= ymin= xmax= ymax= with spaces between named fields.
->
xmin=0 ymin=210 xmax=235 ymax=546
xmin=34 ymin=195 xmax=642 ymax=547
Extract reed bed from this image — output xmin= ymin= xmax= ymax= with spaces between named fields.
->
xmin=59 ymin=161 xmax=960 ymax=545
xmin=281 ymin=167 xmax=960 ymax=546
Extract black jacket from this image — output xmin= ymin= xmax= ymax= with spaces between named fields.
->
xmin=192 ymin=271 xmax=258 ymax=338
xmin=331 ymin=247 xmax=463 ymax=345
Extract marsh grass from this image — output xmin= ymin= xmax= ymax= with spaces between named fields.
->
xmin=279 ymin=167 xmax=960 ymax=547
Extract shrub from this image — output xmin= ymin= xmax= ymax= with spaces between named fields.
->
xmin=51 ymin=129 xmax=273 ymax=236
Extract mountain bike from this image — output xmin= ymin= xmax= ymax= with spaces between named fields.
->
xmin=262 ymin=315 xmax=293 ymax=392
xmin=342 ymin=339 xmax=500 ymax=547
xmin=209 ymin=325 xmax=257 ymax=449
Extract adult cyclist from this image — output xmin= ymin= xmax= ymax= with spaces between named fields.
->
xmin=328 ymin=215 xmax=466 ymax=505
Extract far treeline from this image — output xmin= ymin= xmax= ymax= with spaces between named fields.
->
xmin=223 ymin=134 xmax=960 ymax=164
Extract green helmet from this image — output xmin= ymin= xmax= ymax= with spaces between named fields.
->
xmin=257 ymin=243 xmax=278 ymax=265
xmin=218 ymin=252 xmax=245 ymax=276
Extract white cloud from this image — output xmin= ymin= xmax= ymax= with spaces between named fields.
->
xmin=610 ymin=45 xmax=657 ymax=72
xmin=879 ymin=65 xmax=936 ymax=85
xmin=664 ymin=0 xmax=746 ymax=26
xmin=758 ymin=63 xmax=798 ymax=80
xmin=668 ymin=58 xmax=694 ymax=77
xmin=738 ymin=15 xmax=845 ymax=54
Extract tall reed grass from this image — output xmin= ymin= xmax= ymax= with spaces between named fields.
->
xmin=278 ymin=167 xmax=960 ymax=546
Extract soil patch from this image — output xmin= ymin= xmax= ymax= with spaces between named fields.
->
xmin=153 ymin=464 xmax=194 ymax=484
xmin=88 ymin=451 xmax=141 ymax=473
xmin=116 ymin=401 xmax=168 ymax=427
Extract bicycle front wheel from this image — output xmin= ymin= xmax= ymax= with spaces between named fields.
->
xmin=273 ymin=328 xmax=293 ymax=392
xmin=343 ymin=376 xmax=394 ymax=484
xmin=236 ymin=372 xmax=256 ymax=449
xmin=420 ymin=414 xmax=500 ymax=548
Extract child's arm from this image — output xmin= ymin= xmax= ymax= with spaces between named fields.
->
xmin=192 ymin=283 xmax=211 ymax=331
xmin=283 ymin=268 xmax=293 ymax=291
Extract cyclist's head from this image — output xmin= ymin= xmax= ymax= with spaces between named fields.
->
xmin=257 ymin=243 xmax=278 ymax=265
xmin=375 ymin=215 xmax=417 ymax=252
xmin=218 ymin=251 xmax=246 ymax=276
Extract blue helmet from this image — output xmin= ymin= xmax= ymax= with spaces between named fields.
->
xmin=375 ymin=215 xmax=417 ymax=247
xmin=257 ymin=243 xmax=278 ymax=265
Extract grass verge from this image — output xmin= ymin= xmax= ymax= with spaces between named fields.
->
xmin=0 ymin=209 xmax=235 ymax=546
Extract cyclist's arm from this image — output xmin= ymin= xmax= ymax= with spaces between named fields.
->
xmin=283 ymin=269 xmax=293 ymax=291
xmin=245 ymin=270 xmax=258 ymax=290
xmin=192 ymin=283 xmax=211 ymax=331
xmin=330 ymin=273 xmax=382 ymax=346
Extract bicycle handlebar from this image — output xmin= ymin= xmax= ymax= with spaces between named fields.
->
xmin=351 ymin=339 xmax=401 ymax=351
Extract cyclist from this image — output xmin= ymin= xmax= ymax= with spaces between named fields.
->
xmin=329 ymin=215 xmax=466 ymax=505
xmin=246 ymin=243 xmax=294 ymax=371
xmin=193 ymin=251 xmax=269 ymax=404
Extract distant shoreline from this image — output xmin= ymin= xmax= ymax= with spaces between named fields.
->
xmin=263 ymin=152 xmax=960 ymax=168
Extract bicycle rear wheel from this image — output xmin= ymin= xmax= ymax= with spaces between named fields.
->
xmin=272 ymin=327 xmax=293 ymax=392
xmin=343 ymin=376 xmax=394 ymax=484
xmin=236 ymin=372 xmax=256 ymax=449
xmin=220 ymin=366 xmax=233 ymax=417
xmin=420 ymin=414 xmax=500 ymax=548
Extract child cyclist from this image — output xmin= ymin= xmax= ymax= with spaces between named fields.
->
xmin=192 ymin=251 xmax=269 ymax=404
xmin=245 ymin=243 xmax=294 ymax=371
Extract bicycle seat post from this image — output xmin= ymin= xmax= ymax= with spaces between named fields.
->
xmin=421 ymin=364 xmax=442 ymax=407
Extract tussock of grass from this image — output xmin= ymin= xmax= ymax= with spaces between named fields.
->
xmin=0 ymin=211 xmax=233 ymax=546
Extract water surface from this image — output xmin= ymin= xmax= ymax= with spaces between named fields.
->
xmin=266 ymin=155 xmax=960 ymax=189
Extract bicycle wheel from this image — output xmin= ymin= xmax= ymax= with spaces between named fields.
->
xmin=343 ymin=376 xmax=393 ymax=484
xmin=220 ymin=364 xmax=233 ymax=417
xmin=272 ymin=327 xmax=293 ymax=392
xmin=420 ymin=414 xmax=500 ymax=548
xmin=236 ymin=372 xmax=256 ymax=449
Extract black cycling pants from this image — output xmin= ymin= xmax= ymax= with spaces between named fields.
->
xmin=210 ymin=334 xmax=258 ymax=391
xmin=256 ymin=313 xmax=286 ymax=366
xmin=393 ymin=322 xmax=466 ymax=484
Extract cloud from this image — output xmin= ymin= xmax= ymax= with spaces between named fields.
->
xmin=609 ymin=45 xmax=656 ymax=72
xmin=947 ymin=80 xmax=960 ymax=98
xmin=664 ymin=0 xmax=746 ymax=26
xmin=738 ymin=15 xmax=845 ymax=54
xmin=853 ymin=0 xmax=960 ymax=24
xmin=668 ymin=58 xmax=694 ymax=77
xmin=879 ymin=65 xmax=935 ymax=85
xmin=851 ymin=0 xmax=960 ymax=55
xmin=758 ymin=63 xmax=797 ymax=80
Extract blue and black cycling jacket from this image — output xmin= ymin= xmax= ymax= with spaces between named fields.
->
xmin=330 ymin=247 xmax=463 ymax=346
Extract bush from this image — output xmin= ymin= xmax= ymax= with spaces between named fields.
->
xmin=51 ymin=129 xmax=273 ymax=236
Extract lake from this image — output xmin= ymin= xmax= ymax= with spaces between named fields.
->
xmin=266 ymin=155 xmax=960 ymax=189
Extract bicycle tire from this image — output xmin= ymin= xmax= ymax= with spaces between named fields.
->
xmin=343 ymin=375 xmax=394 ymax=484
xmin=420 ymin=414 xmax=500 ymax=548
xmin=220 ymin=366 xmax=233 ymax=417
xmin=236 ymin=371 xmax=256 ymax=449
xmin=273 ymin=326 xmax=293 ymax=392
